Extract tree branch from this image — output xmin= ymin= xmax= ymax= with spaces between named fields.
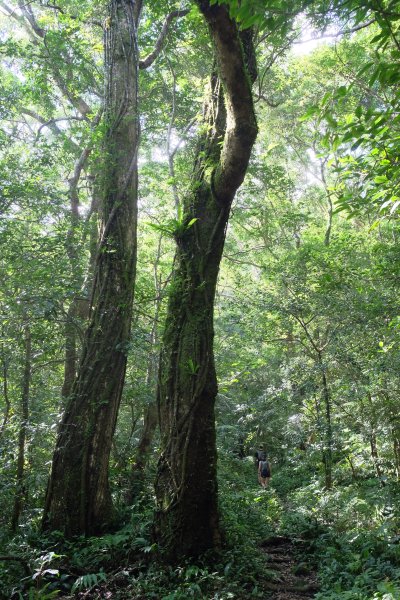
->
xmin=0 ymin=1 xmax=38 ymax=41
xmin=139 ymin=9 xmax=189 ymax=69
xmin=197 ymin=2 xmax=258 ymax=203
xmin=13 ymin=0 xmax=94 ymax=118
xmin=21 ymin=108 xmax=82 ymax=152
xmin=293 ymin=19 xmax=376 ymax=44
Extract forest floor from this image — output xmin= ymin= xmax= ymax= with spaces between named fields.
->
xmin=55 ymin=535 xmax=320 ymax=599
xmin=260 ymin=535 xmax=319 ymax=599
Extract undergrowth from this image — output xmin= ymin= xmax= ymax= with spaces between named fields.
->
xmin=3 ymin=455 xmax=400 ymax=599
xmin=273 ymin=465 xmax=400 ymax=599
xmin=0 ymin=457 xmax=281 ymax=599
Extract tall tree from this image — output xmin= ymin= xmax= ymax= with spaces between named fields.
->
xmin=42 ymin=0 xmax=141 ymax=536
xmin=155 ymin=0 xmax=257 ymax=559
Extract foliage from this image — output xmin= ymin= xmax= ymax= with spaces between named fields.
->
xmin=0 ymin=0 xmax=400 ymax=596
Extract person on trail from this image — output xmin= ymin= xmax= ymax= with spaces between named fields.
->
xmin=254 ymin=446 xmax=268 ymax=485
xmin=255 ymin=447 xmax=266 ymax=468
xmin=258 ymin=457 xmax=271 ymax=489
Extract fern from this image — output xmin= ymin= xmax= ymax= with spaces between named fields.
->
xmin=71 ymin=570 xmax=107 ymax=593
xmin=19 ymin=584 xmax=60 ymax=600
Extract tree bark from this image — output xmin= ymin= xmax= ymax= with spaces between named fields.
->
xmin=320 ymin=357 xmax=333 ymax=490
xmin=43 ymin=0 xmax=140 ymax=537
xmin=154 ymin=1 xmax=257 ymax=560
xmin=0 ymin=345 xmax=10 ymax=438
xmin=11 ymin=325 xmax=31 ymax=531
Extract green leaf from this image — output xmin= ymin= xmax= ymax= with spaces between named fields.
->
xmin=299 ymin=106 xmax=318 ymax=122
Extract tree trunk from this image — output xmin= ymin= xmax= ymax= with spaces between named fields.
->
xmin=0 ymin=345 xmax=10 ymax=438
xmin=370 ymin=430 xmax=384 ymax=484
xmin=392 ymin=428 xmax=400 ymax=480
xmin=43 ymin=0 xmax=141 ymax=537
xmin=127 ymin=236 xmax=164 ymax=499
xmin=154 ymin=1 xmax=257 ymax=560
xmin=11 ymin=325 xmax=31 ymax=531
xmin=125 ymin=400 xmax=158 ymax=503
xmin=319 ymin=354 xmax=333 ymax=490
xmin=62 ymin=165 xmax=83 ymax=400
xmin=62 ymin=297 xmax=90 ymax=400
xmin=346 ymin=455 xmax=358 ymax=482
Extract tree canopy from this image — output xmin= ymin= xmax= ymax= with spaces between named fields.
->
xmin=1 ymin=0 xmax=400 ymax=598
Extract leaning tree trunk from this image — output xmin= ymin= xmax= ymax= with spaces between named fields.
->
xmin=154 ymin=1 xmax=257 ymax=560
xmin=43 ymin=0 xmax=141 ymax=537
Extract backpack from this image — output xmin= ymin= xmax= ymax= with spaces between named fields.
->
xmin=260 ymin=460 xmax=270 ymax=477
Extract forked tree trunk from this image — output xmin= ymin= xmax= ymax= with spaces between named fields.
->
xmin=43 ymin=0 xmax=141 ymax=536
xmin=154 ymin=1 xmax=257 ymax=560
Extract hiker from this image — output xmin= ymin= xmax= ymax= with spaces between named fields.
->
xmin=258 ymin=457 xmax=271 ymax=488
xmin=254 ymin=447 xmax=266 ymax=468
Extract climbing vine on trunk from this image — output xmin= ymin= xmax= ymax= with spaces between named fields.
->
xmin=42 ymin=0 xmax=141 ymax=537
xmin=154 ymin=0 xmax=257 ymax=560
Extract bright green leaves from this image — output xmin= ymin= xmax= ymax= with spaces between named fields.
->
xmin=147 ymin=205 xmax=198 ymax=240
xmin=209 ymin=0 xmax=300 ymax=39
xmin=300 ymin=36 xmax=400 ymax=219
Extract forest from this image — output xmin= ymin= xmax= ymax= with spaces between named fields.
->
xmin=0 ymin=0 xmax=400 ymax=597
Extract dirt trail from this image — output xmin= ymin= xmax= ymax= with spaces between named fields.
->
xmin=260 ymin=536 xmax=319 ymax=599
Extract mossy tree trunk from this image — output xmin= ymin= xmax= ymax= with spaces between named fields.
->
xmin=43 ymin=0 xmax=141 ymax=537
xmin=154 ymin=1 xmax=257 ymax=560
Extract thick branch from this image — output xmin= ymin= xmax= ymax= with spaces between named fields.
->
xmin=139 ymin=9 xmax=189 ymax=69
xmin=197 ymin=2 xmax=258 ymax=203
